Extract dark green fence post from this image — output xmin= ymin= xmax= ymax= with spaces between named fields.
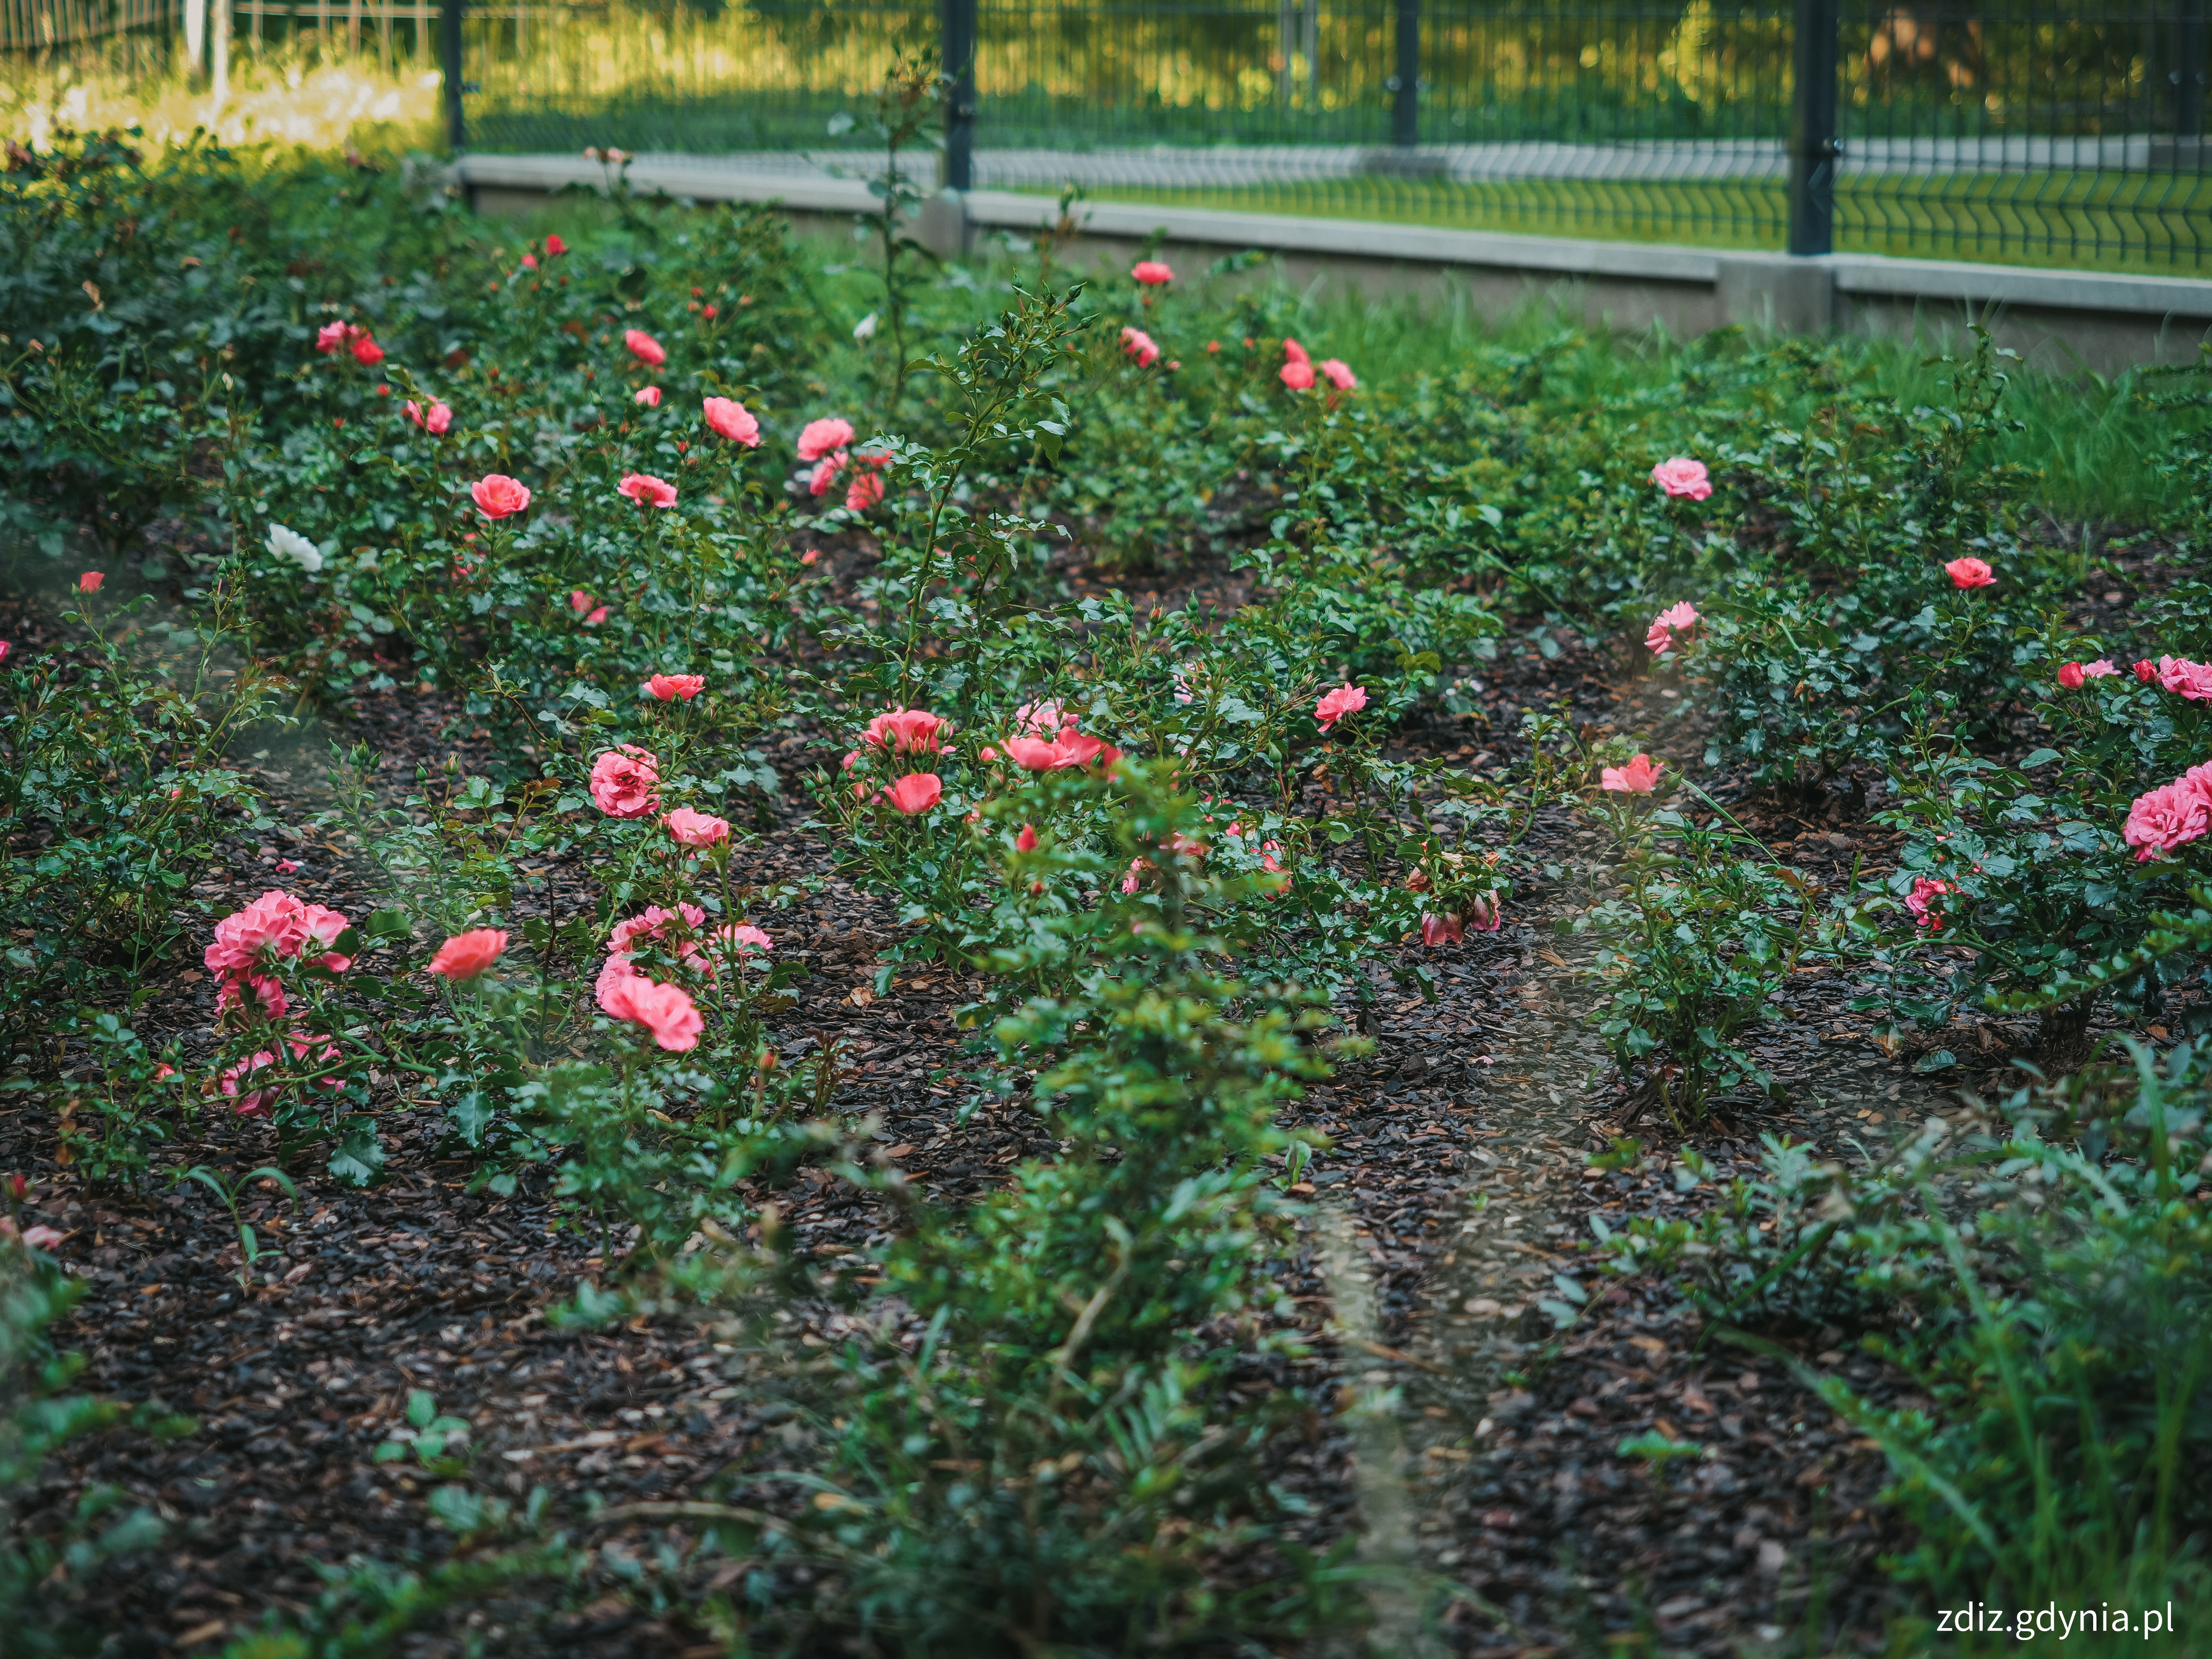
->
xmin=942 ymin=0 xmax=977 ymax=190
xmin=440 ymin=0 xmax=466 ymax=152
xmin=1391 ymin=0 xmax=1419 ymax=147
xmin=2178 ymin=0 xmax=2206 ymax=151
xmin=1787 ymin=0 xmax=1840 ymax=254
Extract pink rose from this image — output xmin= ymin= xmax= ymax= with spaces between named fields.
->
xmin=589 ymin=745 xmax=661 ymax=818
xmin=2081 ymin=659 xmax=2119 ymax=678
xmin=715 ymin=923 xmax=773 ymax=960
xmin=623 ymin=328 xmax=666 ymax=366
xmin=404 ymin=399 xmax=453 ymax=434
xmin=349 ymin=334 xmax=384 ymax=367
xmin=1651 ymin=457 xmax=1712 ymax=501
xmin=1904 ymin=876 xmax=1955 ymax=930
xmin=646 ymin=673 xmax=704 ymax=701
xmin=885 ymin=772 xmax=943 ymax=814
xmin=1280 ymin=358 xmax=1316 ymax=390
xmin=617 ymin=472 xmax=677 ymax=508
xmin=634 ymin=386 xmax=661 ymax=407
xmin=1132 ymin=260 xmax=1174 ymax=285
xmin=800 ymin=548 xmax=821 ymax=566
xmin=77 ymin=571 xmax=103 ymax=593
xmin=471 ymin=474 xmax=531 ymax=519
xmin=845 ymin=468 xmax=886 ymax=513
xmin=1945 ymin=556 xmax=1996 ymax=589
xmin=1282 ymin=338 xmax=1310 ymax=365
xmin=1314 ymin=683 xmax=1368 ymax=729
xmin=1317 ymin=358 xmax=1357 ymax=391
xmin=428 ymin=929 xmax=509 ymax=981
xmin=1121 ymin=326 xmax=1159 ymax=367
xmin=2125 ymin=779 xmax=2210 ymax=862
xmin=1601 ymin=754 xmax=1663 ymax=794
xmin=314 ymin=321 xmax=349 ymax=353
xmin=2156 ymin=656 xmax=2212 ymax=700
xmin=702 ymin=396 xmax=761 ymax=446
xmin=2137 ymin=659 xmax=2159 ymax=683
xmin=2056 ymin=661 xmax=2087 ymax=689
xmin=665 ymin=807 xmax=731 ymax=847
xmin=1003 ymin=730 xmax=1119 ymax=772
xmin=1015 ymin=824 xmax=1038 ymax=852
xmin=797 ymin=417 xmax=855 ymax=462
xmin=860 ymin=708 xmax=950 ymax=756
xmin=600 ymin=975 xmax=703 ymax=1050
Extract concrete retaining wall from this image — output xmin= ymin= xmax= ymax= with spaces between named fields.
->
xmin=455 ymin=152 xmax=2212 ymax=377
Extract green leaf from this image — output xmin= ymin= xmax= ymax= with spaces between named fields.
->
xmin=407 ymin=1389 xmax=437 ymax=1428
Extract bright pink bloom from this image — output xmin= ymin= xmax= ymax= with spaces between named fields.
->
xmin=2156 ymin=656 xmax=2212 ymax=700
xmin=404 ymin=399 xmax=454 ymax=434
xmin=2081 ymin=659 xmax=2119 ymax=678
xmin=1280 ymin=358 xmax=1316 ymax=390
xmin=702 ymin=396 xmax=760 ymax=446
xmin=715 ymin=923 xmax=773 ymax=960
xmin=589 ymin=745 xmax=661 ymax=818
xmin=471 ymin=474 xmax=531 ymax=519
xmin=349 ymin=334 xmax=384 ymax=367
xmin=1003 ymin=730 xmax=1120 ymax=772
xmin=2137 ymin=659 xmax=2159 ymax=683
xmin=1015 ymin=824 xmax=1038 ymax=852
xmin=600 ymin=975 xmax=703 ymax=1050
xmin=1282 ymin=338 xmax=1310 ymax=366
xmin=623 ymin=328 xmax=666 ymax=366
xmin=1121 ymin=327 xmax=1159 ymax=367
xmin=646 ymin=673 xmax=705 ymax=701
xmin=0 ymin=642 xmax=9 ymax=663
xmin=2057 ymin=661 xmax=2087 ymax=690
xmin=1602 ymin=754 xmax=1664 ymax=794
xmin=545 ymin=234 xmax=568 ymax=255
xmin=2125 ymin=780 xmax=2210 ymax=861
xmin=428 ymin=929 xmax=509 ymax=981
xmin=1645 ymin=601 xmax=1701 ymax=654
xmin=665 ymin=807 xmax=731 ymax=847
xmin=618 ymin=472 xmax=677 ymax=508
xmin=1015 ymin=700 xmax=1071 ymax=737
xmin=845 ymin=468 xmax=886 ymax=512
xmin=797 ymin=417 xmax=855 ymax=462
xmin=1651 ymin=457 xmax=1712 ymax=501
xmin=1132 ymin=260 xmax=1174 ymax=285
xmin=1314 ymin=683 xmax=1368 ymax=729
xmin=520 ymin=254 xmax=538 ymax=271
xmin=634 ymin=386 xmax=661 ymax=407
xmin=1904 ymin=877 xmax=1955 ymax=930
xmin=808 ymin=453 xmax=846 ymax=497
xmin=1318 ymin=358 xmax=1357 ymax=391
xmin=861 ymin=708 xmax=950 ymax=757
xmin=77 ymin=571 xmax=103 ymax=593
xmin=314 ymin=321 xmax=349 ymax=353
xmin=203 ymin=890 xmax=352 ymax=1017
xmin=1945 ymin=556 xmax=1996 ymax=589
xmin=886 ymin=772 xmax=943 ymax=815
xmin=607 ymin=902 xmax=708 ymax=961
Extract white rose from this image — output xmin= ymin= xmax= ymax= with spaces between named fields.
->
xmin=266 ymin=524 xmax=323 ymax=573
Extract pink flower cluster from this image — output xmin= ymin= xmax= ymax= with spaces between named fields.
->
xmin=1645 ymin=601 xmax=1699 ymax=655
xmin=1903 ymin=877 xmax=1955 ymax=930
xmin=1279 ymin=338 xmax=1355 ymax=392
xmin=204 ymin=889 xmax=353 ymax=1019
xmin=314 ymin=321 xmax=384 ymax=366
xmin=2124 ymin=761 xmax=2212 ymax=862
xmin=2134 ymin=655 xmax=2212 ymax=701
xmin=594 ymin=904 xmax=773 ymax=1050
xmin=404 ymin=399 xmax=453 ymax=435
xmin=799 ymin=416 xmax=889 ymax=512
xmin=1121 ymin=326 xmax=1160 ymax=367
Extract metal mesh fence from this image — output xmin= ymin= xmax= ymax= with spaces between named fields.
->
xmin=7 ymin=0 xmax=2208 ymax=271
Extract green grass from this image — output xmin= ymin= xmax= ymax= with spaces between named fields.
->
xmin=1057 ymin=173 xmax=2212 ymax=278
